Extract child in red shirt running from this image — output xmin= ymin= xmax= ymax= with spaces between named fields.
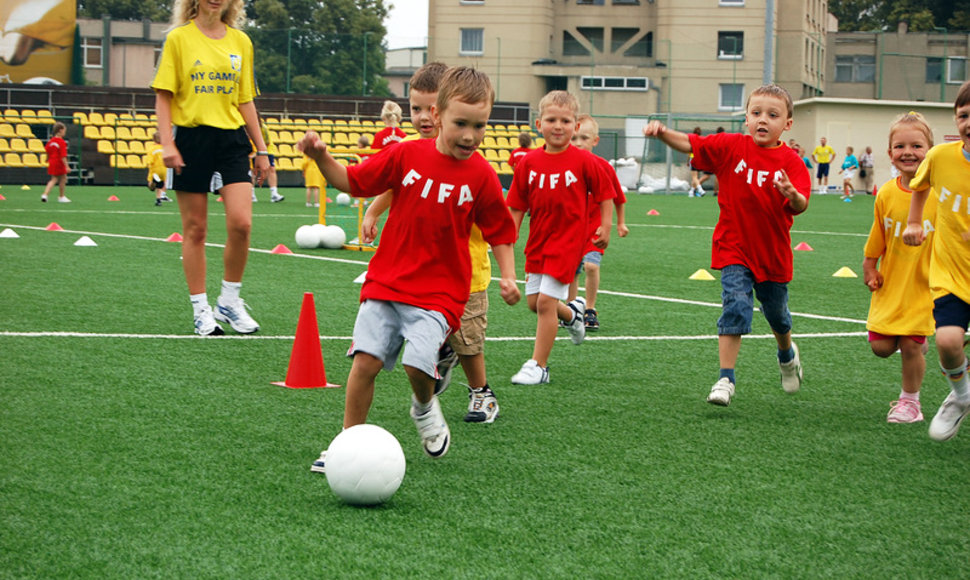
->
xmin=643 ymin=84 xmax=811 ymax=406
xmin=298 ymin=67 xmax=520 ymax=461
xmin=41 ymin=122 xmax=70 ymax=203
xmin=507 ymin=90 xmax=615 ymax=385
xmin=372 ymin=100 xmax=406 ymax=150
xmin=509 ymin=131 xmax=533 ymax=171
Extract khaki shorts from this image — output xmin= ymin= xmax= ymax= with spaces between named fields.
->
xmin=448 ymin=290 xmax=488 ymax=356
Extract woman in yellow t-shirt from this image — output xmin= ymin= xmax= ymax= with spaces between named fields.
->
xmin=863 ymin=112 xmax=936 ymax=424
xmin=152 ymin=0 xmax=269 ymax=336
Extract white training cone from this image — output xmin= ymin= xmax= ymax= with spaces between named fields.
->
xmin=353 ymin=271 xmax=368 ymax=284
xmin=74 ymin=236 xmax=98 ymax=247
xmin=0 ymin=228 xmax=19 ymax=238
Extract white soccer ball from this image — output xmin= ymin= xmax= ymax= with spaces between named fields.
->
xmin=309 ymin=224 xmax=329 ymax=247
xmin=319 ymin=225 xmax=347 ymax=249
xmin=335 ymin=192 xmax=352 ymax=206
xmin=294 ymin=225 xmax=318 ymax=249
xmin=325 ymin=424 xmax=406 ymax=505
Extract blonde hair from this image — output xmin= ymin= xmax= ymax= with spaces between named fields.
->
xmin=380 ymin=100 xmax=403 ymax=125
xmin=888 ymin=111 xmax=934 ymax=150
xmin=538 ymin=90 xmax=579 ymax=118
xmin=170 ymin=0 xmax=246 ymax=29
xmin=745 ymin=84 xmax=794 ymax=118
xmin=435 ymin=67 xmax=495 ymax=115
xmin=576 ymin=113 xmax=599 ymax=136
xmin=52 ymin=121 xmax=66 ymax=135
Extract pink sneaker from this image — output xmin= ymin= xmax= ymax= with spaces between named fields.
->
xmin=887 ymin=399 xmax=923 ymax=423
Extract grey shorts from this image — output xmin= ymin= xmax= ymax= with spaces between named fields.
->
xmin=347 ymin=299 xmax=451 ymax=378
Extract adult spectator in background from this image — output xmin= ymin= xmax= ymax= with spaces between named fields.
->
xmin=812 ymin=136 xmax=836 ymax=193
xmin=859 ymin=145 xmax=875 ymax=194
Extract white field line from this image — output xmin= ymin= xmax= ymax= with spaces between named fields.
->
xmin=0 ymin=331 xmax=867 ymax=341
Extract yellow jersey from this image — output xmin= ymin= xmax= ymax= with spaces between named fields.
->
xmin=812 ymin=145 xmax=835 ymax=164
xmin=260 ymin=122 xmax=278 ymax=155
xmin=145 ymin=142 xmax=166 ymax=181
xmin=301 ymin=155 xmax=325 ymax=189
xmin=863 ymin=178 xmax=936 ymax=336
xmin=910 ymin=141 xmax=970 ymax=303
xmin=152 ymin=21 xmax=256 ymax=130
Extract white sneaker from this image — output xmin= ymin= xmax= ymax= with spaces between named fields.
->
xmin=410 ymin=396 xmax=450 ymax=458
xmin=696 ymin=185 xmax=705 ymax=197
xmin=434 ymin=343 xmax=459 ymax=396
xmin=465 ymin=386 xmax=499 ymax=423
xmin=779 ymin=342 xmax=802 ymax=393
xmin=310 ymin=450 xmax=326 ymax=473
xmin=251 ymin=193 xmax=258 ymax=202
xmin=41 ymin=194 xmax=48 ymax=202
xmin=214 ymin=296 xmax=260 ymax=334
xmin=193 ymin=304 xmax=225 ymax=336
xmin=707 ymin=377 xmax=735 ymax=406
xmin=271 ymin=194 xmax=285 ymax=203
xmin=58 ymin=196 xmax=71 ymax=203
xmin=928 ymin=392 xmax=970 ymax=441
xmin=566 ymin=297 xmax=586 ymax=345
xmin=511 ymin=359 xmax=549 ymax=385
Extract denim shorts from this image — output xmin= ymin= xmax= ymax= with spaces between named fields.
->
xmin=573 ymin=250 xmax=603 ymax=276
xmin=717 ymin=264 xmax=792 ymax=335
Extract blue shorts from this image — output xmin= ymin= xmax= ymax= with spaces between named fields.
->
xmin=347 ymin=299 xmax=451 ymax=378
xmin=934 ymin=293 xmax=970 ymax=331
xmin=717 ymin=264 xmax=792 ymax=335
xmin=574 ymin=250 xmax=603 ymax=276
xmin=816 ymin=162 xmax=830 ymax=179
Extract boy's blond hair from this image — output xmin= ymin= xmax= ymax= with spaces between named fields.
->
xmin=576 ymin=114 xmax=599 ymax=135
xmin=435 ymin=67 xmax=495 ymax=114
xmin=745 ymin=84 xmax=794 ymax=118
xmin=955 ymin=79 xmax=970 ymax=112
xmin=538 ymin=90 xmax=579 ymax=118
xmin=888 ymin=111 xmax=934 ymax=149
xmin=170 ymin=0 xmax=245 ymax=29
xmin=410 ymin=61 xmax=449 ymax=94
xmin=380 ymin=100 xmax=403 ymax=124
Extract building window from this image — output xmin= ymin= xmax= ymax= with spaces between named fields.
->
xmin=613 ymin=0 xmax=640 ymax=4
xmin=947 ymin=57 xmax=967 ymax=84
xmin=460 ymin=0 xmax=485 ymax=4
xmin=718 ymin=32 xmax=743 ymax=59
xmin=578 ymin=0 xmax=605 ymax=4
xmin=719 ymin=83 xmax=743 ymax=111
xmin=563 ymin=31 xmax=589 ymax=56
xmin=612 ymin=28 xmax=651 ymax=58
xmin=719 ymin=0 xmax=744 ymax=4
xmin=82 ymin=37 xmax=102 ymax=68
xmin=926 ymin=57 xmax=942 ymax=83
xmin=460 ymin=28 xmax=484 ymax=55
xmin=576 ymin=27 xmax=604 ymax=53
xmin=835 ymin=55 xmax=875 ymax=82
xmin=581 ymin=76 xmax=649 ymax=91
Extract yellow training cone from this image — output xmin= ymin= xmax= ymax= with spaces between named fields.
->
xmin=832 ymin=266 xmax=858 ymax=278
xmin=689 ymin=269 xmax=716 ymax=281
xmin=21 ymin=184 xmax=30 ymax=190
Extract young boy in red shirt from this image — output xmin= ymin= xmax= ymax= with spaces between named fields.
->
xmin=507 ymin=90 xmax=615 ymax=385
xmin=509 ymin=131 xmax=533 ymax=171
xmin=41 ymin=122 xmax=71 ymax=203
xmin=298 ymin=67 xmax=520 ymax=461
xmin=643 ymin=84 xmax=811 ymax=406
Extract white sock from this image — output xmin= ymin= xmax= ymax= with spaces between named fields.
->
xmin=411 ymin=397 xmax=433 ymax=416
xmin=271 ymin=186 xmax=279 ymax=196
xmin=900 ymin=390 xmax=919 ymax=403
xmin=944 ymin=359 xmax=970 ymax=402
xmin=221 ymin=280 xmax=241 ymax=302
xmin=190 ymin=293 xmax=208 ymax=316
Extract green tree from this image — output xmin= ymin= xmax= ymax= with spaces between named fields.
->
xmin=79 ymin=0 xmax=171 ymax=21
xmin=828 ymin=0 xmax=967 ymax=32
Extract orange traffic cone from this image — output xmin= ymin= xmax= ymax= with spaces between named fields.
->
xmin=272 ymin=293 xmax=340 ymax=388
xmin=872 ymin=185 xmax=877 ymax=196
xmin=45 ymin=222 xmax=63 ymax=231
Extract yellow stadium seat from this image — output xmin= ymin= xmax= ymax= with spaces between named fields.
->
xmin=88 ymin=112 xmax=104 ymax=125
xmin=333 ymin=132 xmax=351 ymax=146
xmin=116 ymin=126 xmax=132 ymax=140
xmin=28 ymin=138 xmax=44 ymax=152
xmin=499 ymin=162 xmax=513 ymax=175
xmin=0 ymin=138 xmax=8 ymax=152
xmin=3 ymin=109 xmax=19 ymax=121
xmin=103 ymin=112 xmax=118 ymax=126
xmin=484 ymin=149 xmax=500 ymax=161
xmin=84 ymin=126 xmax=100 ymax=140
xmin=22 ymin=153 xmax=43 ymax=168
xmin=73 ymin=112 xmax=88 ymax=124
xmin=128 ymin=140 xmax=144 ymax=154
xmin=277 ymin=130 xmax=293 ymax=143
xmin=10 ymin=138 xmax=27 ymax=153
xmin=15 ymin=124 xmax=33 ymax=138
xmin=111 ymin=155 xmax=128 ymax=168
xmin=100 ymin=126 xmax=115 ymax=140
xmin=20 ymin=109 xmax=36 ymax=121
xmin=131 ymin=127 xmax=148 ymax=141
xmin=0 ymin=124 xmax=13 ymax=138
xmin=483 ymin=136 xmax=497 ymax=149
xmin=126 ymin=154 xmax=144 ymax=168
xmin=119 ymin=113 xmax=135 ymax=125
xmin=36 ymin=110 xmax=54 ymax=124
xmin=265 ymin=117 xmax=279 ymax=125
xmin=489 ymin=161 xmax=501 ymax=173
xmin=97 ymin=140 xmax=114 ymax=154
xmin=496 ymin=137 xmax=511 ymax=149
xmin=115 ymin=141 xmax=131 ymax=154
xmin=277 ymin=143 xmax=294 ymax=157
xmin=276 ymin=157 xmax=295 ymax=171
xmin=4 ymin=152 xmax=22 ymax=166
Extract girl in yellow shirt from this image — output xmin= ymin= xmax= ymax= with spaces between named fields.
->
xmin=863 ymin=112 xmax=936 ymax=423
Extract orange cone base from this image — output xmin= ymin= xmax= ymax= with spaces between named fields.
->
xmin=108 ymin=195 xmax=120 ymax=201
xmin=270 ymin=244 xmax=293 ymax=254
xmin=273 ymin=292 xmax=341 ymax=389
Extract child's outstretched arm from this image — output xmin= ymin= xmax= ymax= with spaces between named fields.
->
xmin=616 ymin=202 xmax=629 ymax=237
xmin=862 ymin=256 xmax=883 ymax=291
xmin=902 ymin=188 xmax=931 ymax=246
xmin=642 ymin=121 xmax=692 ymax=154
xmin=773 ymin=169 xmax=808 ymax=213
xmin=296 ymin=131 xmax=350 ymax=192
xmin=592 ymin=199 xmax=613 ymax=249
xmin=491 ymin=243 xmax=521 ymax=306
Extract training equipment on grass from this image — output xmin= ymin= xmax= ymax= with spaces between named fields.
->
xmin=325 ymin=424 xmax=406 ymax=506
xmin=270 ymin=244 xmax=293 ymax=255
xmin=0 ymin=228 xmax=19 ymax=238
xmin=45 ymin=223 xmax=63 ymax=231
xmin=108 ymin=195 xmax=120 ymax=201
xmin=20 ymin=185 xmax=29 ymax=190
xmin=794 ymin=242 xmax=814 ymax=251
xmin=0 ymin=193 xmax=6 ymax=200
xmin=335 ymin=193 xmax=352 ymax=206
xmin=319 ymin=225 xmax=347 ymax=249
xmin=74 ymin=236 xmax=97 ymax=247
xmin=295 ymin=225 xmax=318 ymax=249
xmin=647 ymin=209 xmax=660 ymax=216
xmin=832 ymin=266 xmax=857 ymax=278
xmin=273 ymin=292 xmax=339 ymax=389
xmin=165 ymin=232 xmax=183 ymax=242
xmin=689 ymin=269 xmax=716 ymax=281
xmin=309 ymin=224 xmax=328 ymax=247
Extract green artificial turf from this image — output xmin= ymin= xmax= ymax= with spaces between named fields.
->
xmin=1 ymin=185 xmax=968 ymax=578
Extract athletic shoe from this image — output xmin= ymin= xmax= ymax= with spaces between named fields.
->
xmin=434 ymin=342 xmax=459 ymax=396
xmin=58 ymin=196 xmax=71 ymax=203
xmin=41 ymin=194 xmax=47 ymax=202
xmin=410 ymin=396 xmax=450 ymax=458
xmin=707 ymin=377 xmax=735 ymax=406
xmin=887 ymin=399 xmax=924 ymax=423
xmin=160 ymin=195 xmax=173 ymax=202
xmin=154 ymin=198 xmax=162 ymax=207
xmin=566 ymin=297 xmax=586 ymax=345
xmin=310 ymin=450 xmax=326 ymax=473
xmin=194 ymin=304 xmax=225 ymax=336
xmin=928 ymin=392 xmax=970 ymax=441
xmin=271 ymin=194 xmax=285 ymax=203
xmin=696 ymin=185 xmax=705 ymax=197
xmin=251 ymin=193 xmax=258 ymax=202
xmin=464 ymin=386 xmax=499 ymax=423
xmin=779 ymin=342 xmax=802 ymax=393
xmin=214 ymin=296 xmax=260 ymax=334
xmin=306 ymin=202 xmax=312 ymax=207
xmin=584 ymin=308 xmax=599 ymax=331
xmin=511 ymin=359 xmax=549 ymax=385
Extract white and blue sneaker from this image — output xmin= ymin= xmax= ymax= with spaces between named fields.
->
xmin=465 ymin=386 xmax=499 ymax=423
xmin=566 ymin=297 xmax=586 ymax=345
xmin=410 ymin=396 xmax=450 ymax=458
xmin=310 ymin=450 xmax=326 ymax=473
xmin=511 ymin=359 xmax=550 ymax=385
xmin=434 ymin=342 xmax=460 ymax=396
xmin=214 ymin=296 xmax=260 ymax=334
xmin=193 ymin=304 xmax=225 ymax=336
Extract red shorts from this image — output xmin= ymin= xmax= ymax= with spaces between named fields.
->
xmin=868 ymin=331 xmax=927 ymax=345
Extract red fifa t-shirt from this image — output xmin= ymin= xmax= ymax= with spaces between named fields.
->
xmin=46 ymin=136 xmax=68 ymax=176
xmin=346 ymin=138 xmax=515 ymax=330
xmin=372 ymin=127 xmax=406 ymax=150
xmin=506 ymin=145 xmax=615 ymax=283
xmin=509 ymin=146 xmax=531 ymax=170
xmin=583 ymin=156 xmax=627 ymax=256
xmin=688 ymin=132 xmax=811 ymax=283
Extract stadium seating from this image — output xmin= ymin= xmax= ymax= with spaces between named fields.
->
xmin=22 ymin=153 xmax=44 ymax=168
xmin=4 ymin=152 xmax=22 ymax=166
xmin=10 ymin=138 xmax=28 ymax=153
xmin=28 ymin=138 xmax=44 ymax=152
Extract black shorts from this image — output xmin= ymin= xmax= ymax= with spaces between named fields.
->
xmin=816 ymin=162 xmax=830 ymax=179
xmin=172 ymin=125 xmax=252 ymax=193
xmin=934 ymin=293 xmax=970 ymax=330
